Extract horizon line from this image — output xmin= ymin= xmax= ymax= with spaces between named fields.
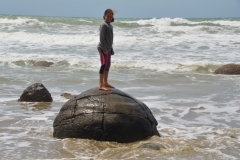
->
xmin=1 ymin=13 xmax=240 ymax=19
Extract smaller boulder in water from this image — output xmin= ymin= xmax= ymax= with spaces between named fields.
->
xmin=33 ymin=61 xmax=54 ymax=67
xmin=214 ymin=64 xmax=240 ymax=75
xmin=19 ymin=83 xmax=53 ymax=102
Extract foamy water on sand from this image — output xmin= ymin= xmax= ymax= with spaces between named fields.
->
xmin=0 ymin=15 xmax=240 ymax=159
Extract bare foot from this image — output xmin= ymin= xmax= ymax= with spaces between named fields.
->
xmin=104 ymin=83 xmax=115 ymax=88
xmin=98 ymin=85 xmax=110 ymax=91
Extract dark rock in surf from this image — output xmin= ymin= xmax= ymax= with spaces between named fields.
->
xmin=33 ymin=61 xmax=54 ymax=67
xmin=214 ymin=63 xmax=240 ymax=75
xmin=19 ymin=83 xmax=53 ymax=102
xmin=53 ymin=87 xmax=160 ymax=143
xmin=60 ymin=92 xmax=77 ymax=99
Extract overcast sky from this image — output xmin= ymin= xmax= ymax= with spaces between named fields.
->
xmin=0 ymin=0 xmax=240 ymax=18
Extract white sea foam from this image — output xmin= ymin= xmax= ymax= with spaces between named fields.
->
xmin=120 ymin=18 xmax=240 ymax=27
xmin=1 ymin=17 xmax=239 ymax=48
xmin=0 ymin=51 xmax=231 ymax=73
xmin=120 ymin=18 xmax=188 ymax=26
xmin=137 ymin=96 xmax=161 ymax=100
xmin=24 ymin=117 xmax=49 ymax=121
xmin=79 ymin=19 xmax=93 ymax=23
xmin=0 ymin=97 xmax=18 ymax=102
xmin=0 ymin=31 xmax=98 ymax=46
xmin=0 ymin=17 xmax=42 ymax=25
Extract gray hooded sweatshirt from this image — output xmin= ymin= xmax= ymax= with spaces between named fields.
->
xmin=97 ymin=21 xmax=114 ymax=52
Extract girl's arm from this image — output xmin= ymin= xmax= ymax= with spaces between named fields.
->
xmin=111 ymin=48 xmax=114 ymax=55
xmin=100 ymin=24 xmax=108 ymax=53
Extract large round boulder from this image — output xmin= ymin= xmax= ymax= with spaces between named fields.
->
xmin=214 ymin=63 xmax=240 ymax=75
xmin=53 ymin=88 xmax=160 ymax=143
xmin=19 ymin=83 xmax=53 ymax=102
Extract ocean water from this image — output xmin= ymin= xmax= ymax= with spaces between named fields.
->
xmin=0 ymin=15 xmax=240 ymax=159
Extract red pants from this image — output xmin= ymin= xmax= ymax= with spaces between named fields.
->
xmin=98 ymin=49 xmax=111 ymax=74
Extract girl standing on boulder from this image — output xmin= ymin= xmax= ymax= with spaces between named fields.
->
xmin=97 ymin=9 xmax=115 ymax=91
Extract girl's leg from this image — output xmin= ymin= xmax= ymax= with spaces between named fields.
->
xmin=103 ymin=51 xmax=114 ymax=88
xmin=98 ymin=50 xmax=110 ymax=91
xmin=99 ymin=73 xmax=109 ymax=91
xmin=103 ymin=71 xmax=114 ymax=88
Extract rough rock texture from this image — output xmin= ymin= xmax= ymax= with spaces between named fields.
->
xmin=53 ymin=87 xmax=160 ymax=143
xmin=214 ymin=64 xmax=240 ymax=75
xmin=33 ymin=61 xmax=54 ymax=67
xmin=60 ymin=93 xmax=77 ymax=99
xmin=19 ymin=83 xmax=53 ymax=102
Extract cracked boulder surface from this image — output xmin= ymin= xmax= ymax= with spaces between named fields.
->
xmin=19 ymin=83 xmax=53 ymax=102
xmin=214 ymin=63 xmax=240 ymax=75
xmin=53 ymin=87 xmax=160 ymax=143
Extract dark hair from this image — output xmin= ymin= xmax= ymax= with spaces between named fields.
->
xmin=103 ymin=9 xmax=114 ymax=22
